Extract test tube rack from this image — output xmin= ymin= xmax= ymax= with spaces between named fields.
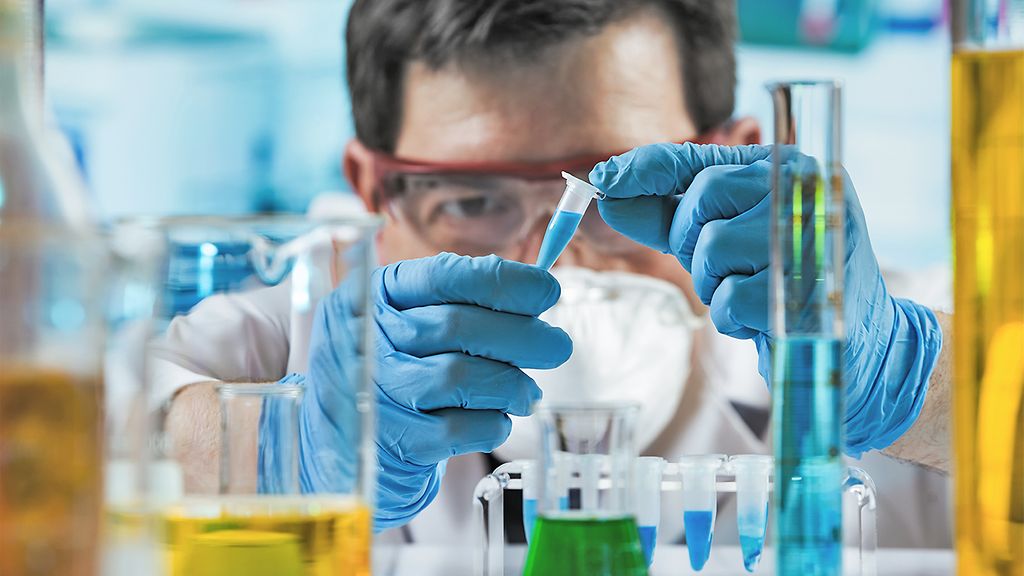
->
xmin=473 ymin=456 xmax=877 ymax=576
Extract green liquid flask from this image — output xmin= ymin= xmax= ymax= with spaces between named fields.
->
xmin=522 ymin=403 xmax=647 ymax=576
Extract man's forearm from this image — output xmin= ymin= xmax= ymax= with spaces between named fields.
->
xmin=881 ymin=311 xmax=952 ymax=473
xmin=165 ymin=381 xmax=263 ymax=494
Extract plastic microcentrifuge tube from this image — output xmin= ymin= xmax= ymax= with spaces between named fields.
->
xmin=534 ymin=172 xmax=603 ymax=270
xmin=680 ymin=455 xmax=722 ymax=572
xmin=522 ymin=458 xmax=568 ymax=544
xmin=581 ymin=454 xmax=604 ymax=512
xmin=731 ymin=455 xmax=772 ymax=572
xmin=634 ymin=457 xmax=666 ymax=567
xmin=554 ymin=453 xmax=571 ymax=511
xmin=522 ymin=461 xmax=538 ymax=543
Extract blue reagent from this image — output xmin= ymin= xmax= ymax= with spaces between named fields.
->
xmin=637 ymin=525 xmax=657 ymax=566
xmin=535 ymin=211 xmax=583 ymax=270
xmin=684 ymin=510 xmax=714 ymax=571
xmin=740 ymin=534 xmax=765 ymax=572
xmin=523 ymin=498 xmax=537 ymax=543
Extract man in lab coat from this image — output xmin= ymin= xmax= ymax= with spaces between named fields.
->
xmin=159 ymin=0 xmax=952 ymax=548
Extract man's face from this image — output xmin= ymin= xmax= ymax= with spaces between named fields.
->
xmin=347 ymin=9 xmax=757 ymax=303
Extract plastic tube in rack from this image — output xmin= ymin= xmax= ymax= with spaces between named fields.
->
xmin=680 ymin=455 xmax=722 ymax=571
xmin=521 ymin=460 xmax=538 ymax=543
xmin=580 ymin=454 xmax=604 ymax=513
xmin=731 ymin=455 xmax=772 ymax=572
xmin=634 ymin=457 xmax=666 ymax=566
xmin=554 ymin=453 xmax=570 ymax=511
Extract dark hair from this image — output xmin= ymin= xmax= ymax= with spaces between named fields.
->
xmin=346 ymin=0 xmax=736 ymax=152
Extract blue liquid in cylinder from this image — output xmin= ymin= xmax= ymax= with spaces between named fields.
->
xmin=683 ymin=510 xmax=714 ymax=571
xmin=535 ymin=211 xmax=583 ymax=270
xmin=637 ymin=525 xmax=657 ymax=566
xmin=773 ymin=337 xmax=843 ymax=576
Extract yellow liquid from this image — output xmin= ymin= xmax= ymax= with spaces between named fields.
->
xmin=160 ymin=496 xmax=371 ymax=576
xmin=952 ymin=49 xmax=1024 ymax=576
xmin=0 ymin=368 xmax=102 ymax=576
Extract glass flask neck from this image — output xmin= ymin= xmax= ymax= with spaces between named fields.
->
xmin=0 ymin=2 xmax=35 ymax=129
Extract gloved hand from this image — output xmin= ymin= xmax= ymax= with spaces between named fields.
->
xmin=589 ymin=142 xmax=942 ymax=456
xmin=261 ymin=253 xmax=571 ymax=530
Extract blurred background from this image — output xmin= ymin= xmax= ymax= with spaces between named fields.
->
xmin=44 ymin=0 xmax=950 ymax=272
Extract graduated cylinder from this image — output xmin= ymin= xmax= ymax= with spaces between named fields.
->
xmin=951 ymin=1 xmax=1024 ymax=574
xmin=768 ymin=80 xmax=846 ymax=576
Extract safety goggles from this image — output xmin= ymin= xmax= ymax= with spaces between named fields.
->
xmin=367 ymin=140 xmax=704 ymax=257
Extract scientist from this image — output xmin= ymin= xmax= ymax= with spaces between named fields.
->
xmin=157 ymin=0 xmax=951 ymax=546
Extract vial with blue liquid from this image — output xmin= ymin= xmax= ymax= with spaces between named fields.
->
xmin=534 ymin=172 xmax=603 ymax=270
xmin=679 ymin=455 xmax=723 ymax=572
xmin=634 ymin=457 xmax=666 ymax=567
xmin=731 ymin=454 xmax=772 ymax=572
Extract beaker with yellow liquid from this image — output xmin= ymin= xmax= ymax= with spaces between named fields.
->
xmin=0 ymin=228 xmax=110 ymax=576
xmin=145 ymin=217 xmax=379 ymax=576
xmin=951 ymin=2 xmax=1024 ymax=574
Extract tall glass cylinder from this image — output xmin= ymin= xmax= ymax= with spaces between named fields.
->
xmin=768 ymin=80 xmax=845 ymax=576
xmin=522 ymin=403 xmax=645 ymax=576
xmin=146 ymin=216 xmax=378 ymax=576
xmin=951 ymin=1 xmax=1024 ymax=574
xmin=0 ymin=0 xmax=91 ymax=226
xmin=0 ymin=226 xmax=110 ymax=576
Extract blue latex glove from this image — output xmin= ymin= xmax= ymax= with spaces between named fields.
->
xmin=589 ymin=142 xmax=943 ymax=456
xmin=261 ymin=253 xmax=570 ymax=530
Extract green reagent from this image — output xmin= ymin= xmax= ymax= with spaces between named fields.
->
xmin=523 ymin=514 xmax=648 ymax=576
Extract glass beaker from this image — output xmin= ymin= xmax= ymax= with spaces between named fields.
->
xmin=0 ymin=225 xmax=110 ymax=576
xmin=145 ymin=215 xmax=379 ymax=576
xmin=522 ymin=403 xmax=646 ymax=576
xmin=101 ymin=221 xmax=164 ymax=576
xmin=767 ymin=80 xmax=846 ymax=576
xmin=951 ymin=1 xmax=1024 ymax=574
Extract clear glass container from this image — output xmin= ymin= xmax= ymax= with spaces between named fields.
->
xmin=0 ymin=0 xmax=91 ymax=225
xmin=0 ymin=225 xmax=110 ymax=576
xmin=144 ymin=215 xmax=379 ymax=576
xmin=951 ymin=1 xmax=1024 ymax=574
xmin=767 ymin=80 xmax=846 ymax=576
xmin=520 ymin=402 xmax=646 ymax=576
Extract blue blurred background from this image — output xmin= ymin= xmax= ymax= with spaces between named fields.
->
xmin=44 ymin=0 xmax=950 ymax=271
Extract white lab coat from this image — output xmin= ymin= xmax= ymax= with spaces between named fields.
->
xmin=149 ymin=200 xmax=952 ymax=550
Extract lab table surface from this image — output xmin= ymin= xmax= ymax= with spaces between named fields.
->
xmin=375 ymin=545 xmax=955 ymax=575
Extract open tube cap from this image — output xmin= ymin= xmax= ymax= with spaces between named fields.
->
xmin=556 ymin=172 xmax=604 ymax=215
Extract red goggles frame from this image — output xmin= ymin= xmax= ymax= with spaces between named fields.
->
xmin=365 ymin=137 xmax=710 ymax=210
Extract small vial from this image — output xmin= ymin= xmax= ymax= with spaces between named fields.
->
xmin=634 ymin=457 xmax=666 ymax=567
xmin=534 ymin=172 xmax=603 ymax=270
xmin=730 ymin=455 xmax=772 ymax=572
xmin=680 ymin=455 xmax=722 ymax=572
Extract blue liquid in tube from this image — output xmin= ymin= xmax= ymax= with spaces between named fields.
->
xmin=683 ymin=510 xmax=714 ymax=571
xmin=737 ymin=504 xmax=768 ymax=572
xmin=637 ymin=525 xmax=657 ymax=566
xmin=535 ymin=211 xmax=583 ymax=270
xmin=739 ymin=534 xmax=765 ymax=572
xmin=523 ymin=498 xmax=537 ymax=543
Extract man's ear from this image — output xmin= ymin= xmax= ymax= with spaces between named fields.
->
xmin=702 ymin=116 xmax=762 ymax=146
xmin=343 ymin=140 xmax=378 ymax=212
